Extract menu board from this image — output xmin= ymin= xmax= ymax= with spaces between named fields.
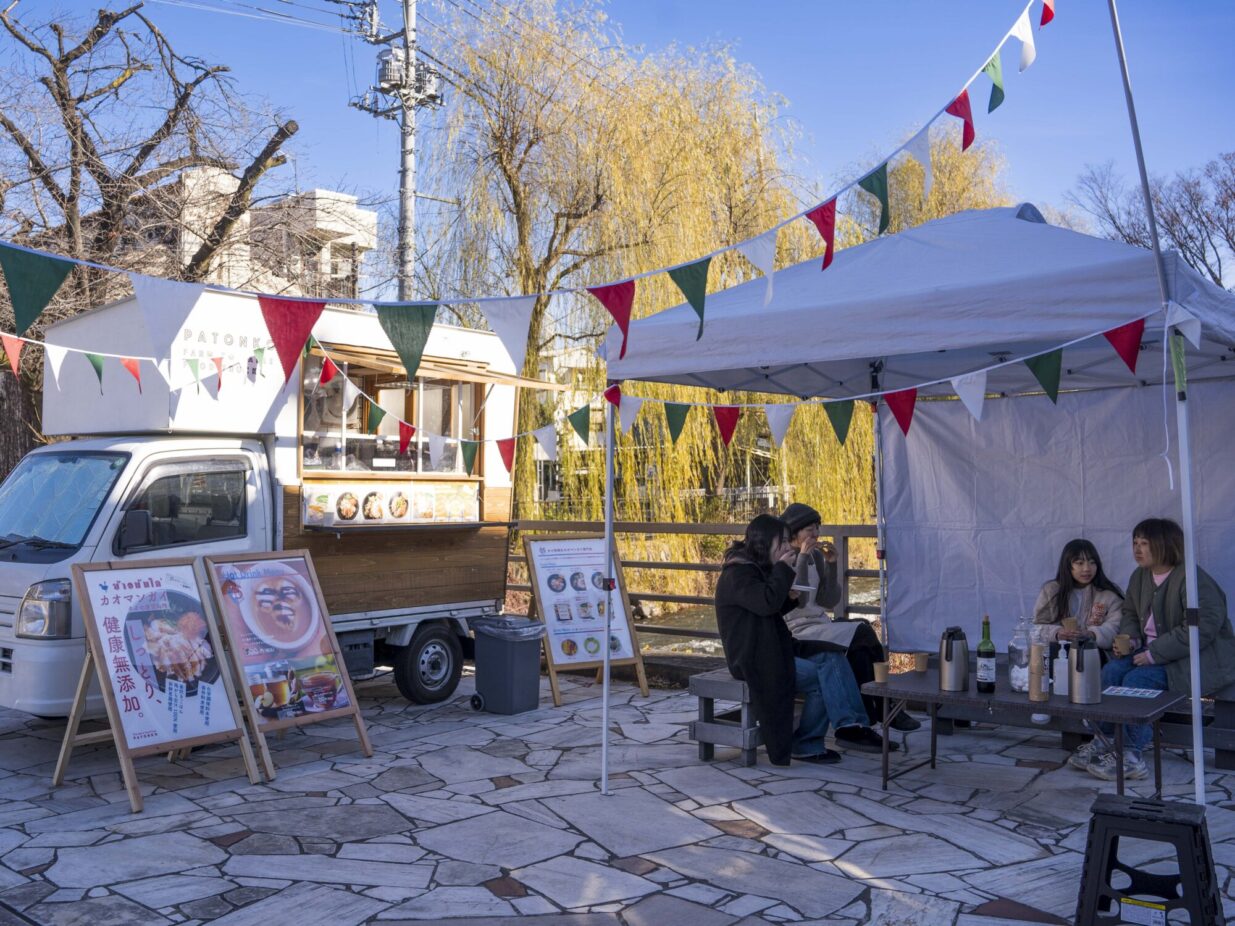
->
xmin=525 ymin=537 xmax=636 ymax=665
xmin=78 ymin=562 xmax=242 ymax=750
xmin=302 ymin=480 xmax=480 ymax=528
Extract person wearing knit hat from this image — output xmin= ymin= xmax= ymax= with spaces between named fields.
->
xmin=780 ymin=503 xmax=923 ymax=739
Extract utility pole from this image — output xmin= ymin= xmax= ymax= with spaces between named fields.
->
xmin=339 ymin=0 xmax=442 ymax=301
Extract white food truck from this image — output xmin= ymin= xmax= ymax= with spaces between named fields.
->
xmin=0 ymin=291 xmax=551 ymax=716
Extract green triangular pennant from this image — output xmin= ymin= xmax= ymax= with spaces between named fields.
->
xmin=1170 ymin=331 xmax=1187 ymax=393
xmin=567 ymin=405 xmax=591 ymax=445
xmin=667 ymin=257 xmax=711 ymax=341
xmin=186 ymin=357 xmax=201 ymax=393
xmin=824 ymin=400 xmax=855 ymax=445
xmin=85 ymin=352 xmax=104 ymax=391
xmin=460 ymin=440 xmax=479 ymax=475
xmin=857 ymin=163 xmax=890 ymax=235
xmin=983 ymin=51 xmax=1005 ymax=112
xmin=368 ymin=405 xmax=387 ymax=434
xmin=0 ymin=243 xmax=75 ymax=335
xmin=664 ymin=402 xmax=691 ymax=444
xmin=375 ymin=302 xmax=437 ymax=381
xmin=1025 ymin=349 xmax=1063 ymax=403
xmin=303 ymin=335 xmax=315 ymax=359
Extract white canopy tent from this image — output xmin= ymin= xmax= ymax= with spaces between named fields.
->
xmin=602 ymin=204 xmax=1235 ymax=803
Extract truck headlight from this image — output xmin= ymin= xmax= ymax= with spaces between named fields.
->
xmin=16 ymin=580 xmax=72 ymax=639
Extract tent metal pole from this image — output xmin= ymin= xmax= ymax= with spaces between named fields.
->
xmin=601 ymin=397 xmax=615 ymax=796
xmin=874 ymin=407 xmax=889 ymax=647
xmin=1106 ymin=0 xmax=1205 ymax=806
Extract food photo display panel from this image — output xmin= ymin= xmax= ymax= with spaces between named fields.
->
xmin=204 ymin=550 xmax=372 ymax=777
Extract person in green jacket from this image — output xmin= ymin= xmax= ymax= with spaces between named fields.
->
xmin=1084 ymin=518 xmax=1235 ymax=782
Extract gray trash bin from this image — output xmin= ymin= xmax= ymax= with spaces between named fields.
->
xmin=468 ymin=616 xmax=546 ymax=714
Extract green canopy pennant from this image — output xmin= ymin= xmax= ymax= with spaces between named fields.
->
xmin=1025 ymin=349 xmax=1063 ymax=403
xmin=983 ymin=51 xmax=1005 ymax=112
xmin=85 ymin=352 xmax=104 ymax=392
xmin=0 ymin=243 xmax=75 ymax=335
xmin=186 ymin=357 xmax=201 ymax=393
xmin=460 ymin=439 xmax=480 ymax=476
xmin=375 ymin=302 xmax=437 ymax=381
xmin=858 ymin=163 xmax=890 ymax=235
xmin=824 ymin=400 xmax=855 ymax=446
xmin=667 ymin=257 xmax=711 ymax=341
xmin=567 ymin=404 xmax=591 ymax=445
xmin=367 ymin=405 xmax=387 ymax=434
xmin=663 ymin=402 xmax=691 ymax=444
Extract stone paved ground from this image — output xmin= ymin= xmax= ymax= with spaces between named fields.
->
xmin=1 ymin=670 xmax=1233 ymax=926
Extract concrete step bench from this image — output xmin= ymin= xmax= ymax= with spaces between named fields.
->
xmin=688 ymin=667 xmax=760 ymax=767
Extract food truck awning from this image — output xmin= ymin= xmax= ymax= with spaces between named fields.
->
xmin=317 ymin=343 xmax=567 ymax=391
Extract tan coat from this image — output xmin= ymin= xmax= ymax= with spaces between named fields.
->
xmin=1032 ymin=581 xmax=1124 ymax=649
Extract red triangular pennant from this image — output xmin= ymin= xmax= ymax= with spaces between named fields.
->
xmin=497 ymin=437 xmax=516 ymax=473
xmin=1040 ymin=0 xmax=1055 ymax=26
xmin=588 ymin=281 xmax=635 ymax=360
xmin=258 ymin=296 xmax=326 ymax=383
xmin=120 ymin=357 xmax=142 ymax=394
xmin=945 ymin=89 xmax=976 ymax=151
xmin=320 ymin=356 xmax=338 ymax=385
xmin=1 ymin=334 xmax=22 ymax=378
xmin=603 ymin=383 xmax=622 ymax=408
xmin=398 ymin=421 xmax=416 ymax=455
xmin=712 ymin=405 xmax=740 ymax=447
xmin=211 ymin=356 xmax=224 ymax=392
xmin=885 ymin=388 xmax=918 ymax=436
xmin=805 ymin=199 xmax=838 ymax=270
xmin=1103 ymin=318 xmax=1145 ymax=374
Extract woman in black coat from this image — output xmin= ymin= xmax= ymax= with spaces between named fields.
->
xmin=714 ymin=514 xmax=807 ymax=766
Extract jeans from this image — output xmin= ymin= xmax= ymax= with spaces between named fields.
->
xmin=1099 ymin=654 xmax=1169 ymax=754
xmin=792 ymin=652 xmax=870 ymax=756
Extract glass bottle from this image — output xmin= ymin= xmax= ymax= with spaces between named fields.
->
xmin=976 ymin=614 xmax=997 ymax=694
xmin=1008 ymin=615 xmax=1030 ymax=693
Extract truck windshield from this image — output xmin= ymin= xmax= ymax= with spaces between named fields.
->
xmin=0 ymin=452 xmax=128 ymax=550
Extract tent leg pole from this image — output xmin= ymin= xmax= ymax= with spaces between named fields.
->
xmin=874 ymin=406 xmax=889 ymax=649
xmin=1107 ymin=0 xmax=1205 ymax=806
xmin=601 ymin=399 xmax=615 ymax=796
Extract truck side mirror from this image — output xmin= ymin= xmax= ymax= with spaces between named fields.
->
xmin=118 ymin=509 xmax=153 ymax=552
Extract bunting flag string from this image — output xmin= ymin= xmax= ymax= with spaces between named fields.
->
xmin=567 ymin=404 xmax=592 ymax=445
xmin=885 ymin=388 xmax=918 ymax=436
xmin=0 ymin=242 xmax=75 ymax=335
xmin=618 ymin=395 xmax=644 ymax=435
xmin=258 ymin=296 xmax=326 ymax=384
xmin=589 ymin=282 xmax=635 ymax=360
xmin=1011 ymin=9 xmax=1037 ymax=70
xmin=763 ymin=404 xmax=795 ymax=448
xmin=664 ymin=402 xmax=690 ymax=444
xmin=533 ymin=425 xmax=558 ymax=463
xmin=713 ymin=405 xmax=740 ymax=447
xmin=805 ymin=200 xmax=838 ymax=270
xmin=904 ymin=131 xmax=933 ymax=200
xmin=85 ymin=353 xmax=105 ymax=392
xmin=428 ymin=433 xmax=447 ymax=470
xmin=375 ymin=302 xmax=436 ymax=383
xmin=857 ymin=166 xmax=891 ymax=235
xmin=1040 ymin=0 xmax=1055 ymax=27
xmin=983 ymin=51 xmax=1005 ymax=112
xmin=667 ymin=258 xmax=711 ymax=340
xmin=479 ymin=295 xmax=537 ymax=374
xmin=1 ymin=334 xmax=21 ymax=377
xmin=320 ymin=357 xmax=339 ymax=385
xmin=951 ymin=370 xmax=987 ymax=421
xmin=120 ymin=357 xmax=142 ymax=394
xmin=1104 ymin=318 xmax=1146 ymax=374
xmin=945 ymin=89 xmax=976 ymax=152
xmin=603 ymin=383 xmax=622 ymax=407
xmin=460 ymin=440 xmax=480 ymax=476
xmin=496 ymin=437 xmax=517 ymax=474
xmin=1024 ymin=349 xmax=1062 ymax=403
xmin=397 ymin=420 xmax=416 ymax=456
xmin=736 ymin=230 xmax=778 ymax=306
xmin=824 ymin=400 xmax=855 ymax=446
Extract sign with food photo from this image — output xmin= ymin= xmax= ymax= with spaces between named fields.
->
xmin=206 ymin=554 xmax=351 ymax=726
xmin=78 ymin=562 xmax=241 ymax=750
xmin=301 ymin=480 xmax=479 ymax=528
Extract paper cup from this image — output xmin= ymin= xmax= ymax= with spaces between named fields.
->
xmin=913 ymin=652 xmax=929 ymax=673
xmin=873 ymin=662 xmax=889 ymax=684
xmin=1114 ymin=634 xmax=1133 ymax=656
xmin=1061 ymin=617 xmax=1079 ymax=633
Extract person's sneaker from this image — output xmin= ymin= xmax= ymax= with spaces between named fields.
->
xmin=835 ymin=726 xmax=900 ymax=753
xmin=887 ymin=712 xmax=922 ymax=732
xmin=792 ymin=748 xmax=841 ymax=765
xmin=1086 ymin=750 xmax=1148 ymax=781
xmin=1067 ymin=739 xmax=1106 ymax=771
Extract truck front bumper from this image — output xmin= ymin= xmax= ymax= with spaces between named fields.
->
xmin=0 ymin=629 xmax=103 ymax=718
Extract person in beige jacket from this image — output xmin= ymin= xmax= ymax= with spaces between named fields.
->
xmin=1032 ymin=538 xmax=1124 ymax=649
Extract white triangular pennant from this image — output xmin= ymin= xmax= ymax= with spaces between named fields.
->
xmin=428 ymin=433 xmax=446 ymax=470
xmin=904 ymin=129 xmax=933 ymax=200
xmin=951 ymin=370 xmax=988 ymax=421
xmin=618 ymin=395 xmax=644 ymax=434
xmin=1166 ymin=302 xmax=1202 ymax=349
xmin=128 ymin=272 xmax=205 ymax=359
xmin=736 ymin=229 xmax=778 ymax=306
xmin=763 ymin=404 xmax=796 ymax=448
xmin=1010 ymin=11 xmax=1036 ymax=71
xmin=168 ymin=386 xmax=184 ymax=421
xmin=341 ymin=375 xmax=362 ymax=409
xmin=480 ymin=295 xmax=537 ymax=374
xmin=533 ymin=424 xmax=557 ymax=463
xmin=45 ymin=344 xmax=68 ymax=387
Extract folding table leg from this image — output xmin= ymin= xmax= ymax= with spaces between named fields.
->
xmin=881 ymin=695 xmax=890 ymax=790
xmin=930 ymin=703 xmax=938 ymax=769
xmin=1153 ymin=721 xmax=1162 ymax=798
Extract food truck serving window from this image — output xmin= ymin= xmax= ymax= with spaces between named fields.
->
xmin=301 ymin=355 xmax=480 ymax=476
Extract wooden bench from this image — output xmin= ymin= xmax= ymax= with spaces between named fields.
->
xmin=688 ymin=667 xmax=760 ymax=767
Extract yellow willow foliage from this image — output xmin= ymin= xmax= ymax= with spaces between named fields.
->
xmin=421 ymin=2 xmax=1011 ymax=599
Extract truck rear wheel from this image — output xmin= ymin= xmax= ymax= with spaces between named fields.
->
xmin=394 ymin=624 xmax=462 ymax=704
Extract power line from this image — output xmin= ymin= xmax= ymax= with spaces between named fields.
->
xmin=145 ymin=0 xmax=359 ymax=35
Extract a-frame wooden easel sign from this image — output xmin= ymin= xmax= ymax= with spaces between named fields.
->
xmin=523 ymin=534 xmax=649 ymax=707
xmin=55 ymin=558 xmax=259 ymax=813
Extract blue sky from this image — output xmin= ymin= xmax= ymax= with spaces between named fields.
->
xmin=85 ymin=1 xmax=1235 ymax=218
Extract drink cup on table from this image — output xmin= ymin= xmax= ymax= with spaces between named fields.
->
xmin=873 ymin=662 xmax=889 ymax=684
xmin=913 ymin=652 xmax=929 ymax=673
xmin=1113 ymin=634 xmax=1133 ymax=657
xmin=1060 ymin=617 xmax=1079 ymax=634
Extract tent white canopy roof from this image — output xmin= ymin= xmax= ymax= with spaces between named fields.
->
xmin=604 ymin=205 xmax=1235 ymax=397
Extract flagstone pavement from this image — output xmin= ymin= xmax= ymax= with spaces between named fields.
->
xmin=1 ymin=670 xmax=1233 ymax=926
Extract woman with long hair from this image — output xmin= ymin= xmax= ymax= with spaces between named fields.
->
xmin=1032 ymin=538 xmax=1124 ymax=648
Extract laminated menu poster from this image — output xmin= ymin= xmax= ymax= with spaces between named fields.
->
xmin=301 ymin=480 xmax=479 ymax=528
xmin=59 ymin=559 xmax=258 ymax=812
xmin=523 ymin=534 xmax=649 ymax=706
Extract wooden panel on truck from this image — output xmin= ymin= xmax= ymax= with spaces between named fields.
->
xmin=283 ymin=486 xmax=509 ymax=616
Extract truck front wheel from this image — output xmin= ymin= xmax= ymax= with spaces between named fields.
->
xmin=394 ymin=624 xmax=463 ymax=703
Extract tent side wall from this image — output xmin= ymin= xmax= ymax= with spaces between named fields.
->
xmin=881 ymin=380 xmax=1235 ymax=652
